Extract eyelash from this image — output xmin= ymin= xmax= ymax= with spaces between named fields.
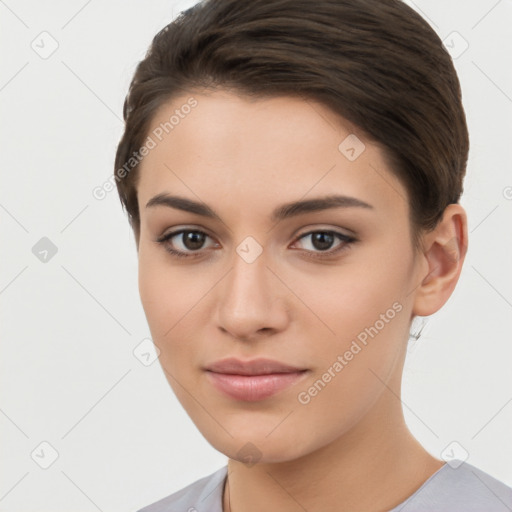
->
xmin=156 ymin=228 xmax=357 ymax=260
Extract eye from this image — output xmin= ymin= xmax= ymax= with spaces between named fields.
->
xmin=291 ymin=230 xmax=356 ymax=258
xmin=156 ymin=228 xmax=356 ymax=260
xmin=156 ymin=229 xmax=218 ymax=258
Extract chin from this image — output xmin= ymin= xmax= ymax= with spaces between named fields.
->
xmin=200 ymin=424 xmax=316 ymax=465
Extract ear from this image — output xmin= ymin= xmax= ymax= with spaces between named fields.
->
xmin=412 ymin=203 xmax=468 ymax=317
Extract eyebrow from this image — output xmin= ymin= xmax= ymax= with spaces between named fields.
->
xmin=145 ymin=193 xmax=374 ymax=223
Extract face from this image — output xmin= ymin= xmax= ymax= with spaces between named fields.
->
xmin=136 ymin=89 xmax=424 ymax=463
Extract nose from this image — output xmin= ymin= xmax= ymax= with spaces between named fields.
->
xmin=214 ymin=248 xmax=290 ymax=342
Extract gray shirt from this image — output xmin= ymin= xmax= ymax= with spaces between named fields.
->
xmin=137 ymin=460 xmax=512 ymax=512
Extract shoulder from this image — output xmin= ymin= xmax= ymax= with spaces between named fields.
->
xmin=391 ymin=460 xmax=512 ymax=512
xmin=137 ymin=465 xmax=228 ymax=512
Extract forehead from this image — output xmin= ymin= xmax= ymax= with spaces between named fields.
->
xmin=136 ymin=90 xmax=408 ymax=221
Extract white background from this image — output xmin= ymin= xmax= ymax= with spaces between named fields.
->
xmin=1 ymin=0 xmax=511 ymax=510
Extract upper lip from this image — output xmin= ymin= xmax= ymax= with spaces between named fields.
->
xmin=204 ymin=357 xmax=307 ymax=375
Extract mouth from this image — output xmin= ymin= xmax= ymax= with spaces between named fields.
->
xmin=204 ymin=357 xmax=309 ymax=401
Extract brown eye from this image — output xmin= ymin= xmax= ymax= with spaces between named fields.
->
xmin=180 ymin=230 xmax=207 ymax=250
xmin=157 ymin=229 xmax=218 ymax=258
xmin=290 ymin=230 xmax=357 ymax=260
xmin=310 ymin=232 xmax=335 ymax=251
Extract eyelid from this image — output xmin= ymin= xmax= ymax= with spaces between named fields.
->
xmin=291 ymin=223 xmax=356 ymax=239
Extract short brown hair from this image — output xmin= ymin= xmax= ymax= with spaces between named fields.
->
xmin=114 ymin=0 xmax=469 ymax=250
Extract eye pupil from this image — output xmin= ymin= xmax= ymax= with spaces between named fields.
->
xmin=183 ymin=231 xmax=205 ymax=250
xmin=312 ymin=232 xmax=334 ymax=250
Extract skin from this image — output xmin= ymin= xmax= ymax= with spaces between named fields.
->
xmin=135 ymin=89 xmax=468 ymax=512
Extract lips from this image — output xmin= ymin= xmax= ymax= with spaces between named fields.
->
xmin=204 ymin=357 xmax=309 ymax=401
xmin=204 ymin=357 xmax=306 ymax=375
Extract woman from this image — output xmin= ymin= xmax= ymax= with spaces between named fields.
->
xmin=114 ymin=0 xmax=512 ymax=510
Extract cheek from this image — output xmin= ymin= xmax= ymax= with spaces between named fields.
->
xmin=296 ymin=247 xmax=411 ymax=397
xmin=138 ymin=251 xmax=165 ymax=331
xmin=137 ymin=249 xmax=213 ymax=375
xmin=293 ymin=254 xmax=408 ymax=345
xmin=307 ymin=280 xmax=407 ymax=391
xmin=290 ymin=279 xmax=408 ymax=450
xmin=138 ymin=249 xmax=189 ymax=342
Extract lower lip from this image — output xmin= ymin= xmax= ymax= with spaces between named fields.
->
xmin=205 ymin=370 xmax=308 ymax=401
